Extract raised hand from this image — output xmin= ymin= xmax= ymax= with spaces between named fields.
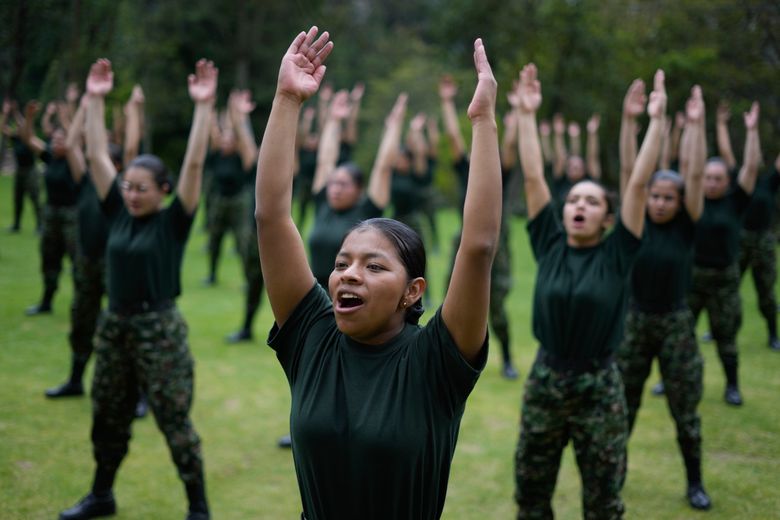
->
xmin=329 ymin=90 xmax=351 ymax=120
xmin=646 ymin=70 xmax=666 ymax=120
xmin=467 ymin=39 xmax=497 ymax=123
xmin=320 ymin=83 xmax=333 ymax=103
xmin=350 ymin=82 xmax=365 ymax=103
xmin=717 ymin=101 xmax=731 ymax=124
xmin=685 ymin=86 xmax=705 ymax=124
xmin=567 ymin=122 xmax=580 ymax=138
xmin=552 ymin=112 xmax=564 ymax=133
xmin=86 ymin=59 xmax=114 ymax=97
xmin=743 ymin=101 xmax=759 ymax=130
xmin=25 ymin=100 xmax=41 ymax=117
xmin=539 ymin=120 xmax=551 ymax=136
xmin=506 ymin=80 xmax=520 ymax=109
xmin=517 ymin=63 xmax=542 ymax=114
xmin=410 ymin=112 xmax=427 ymax=131
xmin=675 ymin=111 xmax=686 ymax=128
xmin=622 ymin=79 xmax=646 ymax=118
xmin=188 ymin=59 xmax=218 ymax=103
xmin=439 ymin=75 xmax=457 ymax=101
xmin=386 ymin=93 xmax=408 ymax=127
xmin=587 ymin=113 xmax=600 ymax=133
xmin=130 ymin=85 xmax=145 ymax=105
xmin=276 ymin=26 xmax=333 ymax=103
xmin=66 ymin=83 xmax=80 ymax=104
xmin=45 ymin=101 xmax=58 ymax=116
xmin=230 ymin=89 xmax=256 ymax=115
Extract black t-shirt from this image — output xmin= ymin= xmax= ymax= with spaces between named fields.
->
xmin=206 ymin=151 xmax=248 ymax=197
xmin=391 ymin=170 xmax=425 ymax=219
xmin=308 ymin=189 xmax=382 ymax=286
xmin=268 ymin=284 xmax=487 ymax=520
xmin=742 ymin=167 xmax=780 ymax=232
xmin=453 ymin=156 xmax=469 ymax=214
xmin=11 ymin=135 xmax=36 ymax=168
xmin=77 ymin=174 xmax=109 ymax=260
xmin=102 ymin=182 xmax=195 ymax=307
xmin=40 ymin=147 xmax=78 ymax=207
xmin=528 ymin=203 xmax=641 ymax=362
xmin=298 ymin=148 xmax=317 ymax=182
xmin=694 ymin=186 xmax=750 ymax=268
xmin=631 ymin=210 xmax=695 ymax=312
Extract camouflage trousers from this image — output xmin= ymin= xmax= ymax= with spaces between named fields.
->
xmin=12 ymin=164 xmax=41 ymax=230
xmin=617 ymin=307 xmax=703 ymax=471
xmin=69 ymin=255 xmax=106 ymax=358
xmin=490 ymin=221 xmax=513 ymax=364
xmin=208 ymin=192 xmax=249 ymax=278
xmin=689 ymin=264 xmax=741 ymax=358
xmin=91 ymin=307 xmax=203 ymax=485
xmin=739 ymin=229 xmax=777 ymax=333
xmin=515 ymin=357 xmax=627 ymax=520
xmin=40 ymin=204 xmax=78 ymax=296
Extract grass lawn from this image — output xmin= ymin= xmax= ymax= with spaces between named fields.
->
xmin=1 ymin=171 xmax=778 ymax=519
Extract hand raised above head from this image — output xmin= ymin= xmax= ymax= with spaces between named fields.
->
xmin=506 ymin=79 xmax=520 ymax=108
xmin=467 ymin=39 xmax=497 ymax=123
xmin=539 ymin=120 xmax=551 ymax=136
xmin=45 ymin=101 xmax=58 ymax=115
xmin=439 ymin=75 xmax=457 ymax=101
xmin=188 ymin=59 xmax=218 ymax=103
xmin=743 ymin=101 xmax=759 ymax=130
xmin=231 ymin=89 xmax=256 ymax=115
xmin=646 ymin=69 xmax=667 ymax=120
xmin=517 ymin=63 xmax=542 ymax=115
xmin=685 ymin=86 xmax=704 ymax=124
xmin=716 ymin=101 xmax=731 ymax=124
xmin=66 ymin=83 xmax=80 ymax=103
xmin=587 ymin=114 xmax=600 ymax=133
xmin=552 ymin=112 xmax=564 ymax=133
xmin=86 ymin=59 xmax=114 ymax=98
xmin=675 ymin=111 xmax=686 ymax=128
xmin=567 ymin=122 xmax=580 ymax=138
xmin=329 ymin=90 xmax=351 ymax=120
xmin=130 ymin=85 xmax=145 ymax=105
xmin=386 ymin=92 xmax=408 ymax=127
xmin=350 ymin=82 xmax=365 ymax=102
xmin=410 ymin=112 xmax=426 ymax=131
xmin=276 ymin=26 xmax=333 ymax=104
xmin=622 ymin=79 xmax=646 ymax=118
xmin=25 ymin=100 xmax=41 ymax=116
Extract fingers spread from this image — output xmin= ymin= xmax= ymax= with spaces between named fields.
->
xmin=312 ymin=41 xmax=334 ymax=68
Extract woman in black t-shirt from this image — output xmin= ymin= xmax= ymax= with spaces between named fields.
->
xmin=513 ymin=65 xmax=666 ymax=519
xmin=616 ymin=85 xmax=712 ymax=510
xmin=256 ymin=28 xmax=501 ymax=519
xmin=58 ymin=58 xmax=216 ymax=520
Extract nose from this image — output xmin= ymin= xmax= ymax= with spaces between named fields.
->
xmin=340 ymin=263 xmax=362 ymax=283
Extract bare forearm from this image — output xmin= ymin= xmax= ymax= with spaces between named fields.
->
xmin=623 ymin=117 xmax=664 ymax=236
xmin=738 ymin=128 xmax=760 ymax=194
xmin=311 ymin=116 xmax=341 ymax=194
xmin=518 ymin=110 xmax=550 ymax=218
xmin=619 ymin=116 xmax=637 ymax=195
xmin=231 ymin=109 xmax=258 ymax=170
xmin=501 ymin=115 xmax=518 ymax=169
xmin=123 ymin=104 xmax=141 ymax=165
xmin=586 ymin=129 xmax=600 ymax=179
xmin=441 ymin=100 xmax=466 ymax=158
xmin=177 ymin=102 xmax=213 ymax=213
xmin=716 ymin=121 xmax=737 ymax=169
xmin=553 ymin=130 xmax=566 ymax=177
xmin=85 ymin=96 xmax=117 ymax=199
xmin=368 ymin=120 xmax=403 ymax=208
xmin=462 ymin=119 xmax=501 ymax=252
xmin=684 ymin=122 xmax=706 ymax=220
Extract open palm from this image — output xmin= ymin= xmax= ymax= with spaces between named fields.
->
xmin=277 ymin=27 xmax=333 ymax=103
xmin=86 ymin=59 xmax=113 ymax=97
xmin=518 ymin=64 xmax=542 ymax=114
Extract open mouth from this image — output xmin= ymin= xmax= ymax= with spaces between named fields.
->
xmin=573 ymin=215 xmax=585 ymax=223
xmin=337 ymin=292 xmax=364 ymax=310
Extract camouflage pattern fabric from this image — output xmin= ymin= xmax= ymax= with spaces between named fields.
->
xmin=40 ymin=204 xmax=78 ymax=294
xmin=739 ymin=229 xmax=778 ymax=329
xmin=208 ymin=192 xmax=249 ymax=270
xmin=12 ymin=164 xmax=42 ymax=229
xmin=688 ymin=264 xmax=741 ymax=357
xmin=69 ymin=255 xmax=106 ymax=357
xmin=490 ymin=218 xmax=512 ymax=363
xmin=241 ymin=223 xmax=263 ymax=321
xmin=515 ymin=359 xmax=627 ymax=520
xmin=617 ymin=307 xmax=702 ymax=466
xmin=90 ymin=307 xmax=203 ymax=484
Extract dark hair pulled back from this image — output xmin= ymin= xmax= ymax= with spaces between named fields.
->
xmin=128 ymin=154 xmax=172 ymax=193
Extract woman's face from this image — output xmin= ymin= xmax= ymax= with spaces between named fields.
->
xmin=326 ymin=167 xmax=362 ymax=211
xmin=566 ymin=155 xmax=585 ymax=183
xmin=562 ymin=181 xmax=612 ymax=247
xmin=703 ymin=161 xmax=729 ymax=199
xmin=120 ymin=166 xmax=166 ymax=218
xmin=51 ymin=128 xmax=67 ymax=157
xmin=647 ymin=179 xmax=682 ymax=224
xmin=329 ymin=227 xmax=424 ymax=345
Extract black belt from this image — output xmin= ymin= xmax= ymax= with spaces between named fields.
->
xmin=536 ymin=348 xmax=613 ymax=375
xmin=109 ymin=299 xmax=173 ymax=316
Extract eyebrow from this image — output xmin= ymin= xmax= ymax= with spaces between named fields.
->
xmin=336 ymin=250 xmax=392 ymax=262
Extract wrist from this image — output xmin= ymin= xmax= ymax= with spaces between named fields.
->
xmin=275 ymin=90 xmax=305 ymax=109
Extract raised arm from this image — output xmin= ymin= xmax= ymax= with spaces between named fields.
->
xmin=619 ymin=79 xmax=645 ymax=195
xmin=682 ymin=86 xmax=706 ymax=221
xmin=228 ymin=89 xmax=259 ymax=170
xmin=20 ymin=102 xmax=47 ymax=155
xmin=64 ymin=96 xmax=87 ymax=182
xmin=408 ymin=112 xmax=428 ymax=176
xmin=737 ymin=101 xmax=760 ymax=195
xmin=658 ymin=117 xmax=672 ymax=170
xmin=567 ymin=121 xmax=581 ymax=158
xmin=439 ymin=75 xmax=467 ymax=160
xmin=441 ymin=38 xmax=501 ymax=364
xmin=123 ymin=85 xmax=145 ymax=166
xmin=41 ymin=102 xmax=57 ymax=138
xmin=367 ymin=93 xmax=407 ymax=208
xmin=502 ymin=86 xmax=520 ymax=169
xmin=716 ymin=101 xmax=737 ymax=170
xmin=176 ymin=59 xmax=218 ymax=214
xmin=344 ymin=82 xmax=364 ymax=145
xmin=426 ymin=116 xmax=439 ymax=159
xmin=316 ymin=83 xmax=333 ymax=134
xmin=516 ymin=64 xmax=549 ymax=219
xmin=622 ymin=70 xmax=667 ymax=238
xmin=539 ymin=120 xmax=553 ymax=166
xmin=551 ymin=113 xmax=566 ymax=178
xmin=311 ymin=90 xmax=349 ymax=194
xmin=256 ymin=27 xmax=333 ymax=326
xmin=668 ymin=111 xmax=685 ymax=166
xmin=85 ymin=59 xmax=119 ymax=200
xmin=585 ymin=114 xmax=601 ymax=179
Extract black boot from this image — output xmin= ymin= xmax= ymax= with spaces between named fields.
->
xmin=185 ymin=480 xmax=210 ymax=520
xmin=226 ymin=328 xmax=252 ymax=343
xmin=720 ymin=353 xmax=742 ymax=406
xmin=682 ymin=451 xmax=711 ymax=510
xmin=135 ymin=392 xmax=149 ymax=418
xmin=26 ymin=285 xmax=55 ymax=315
xmin=59 ymin=492 xmax=116 ymax=520
xmin=686 ymin=483 xmax=712 ymax=510
xmin=46 ymin=354 xmax=88 ymax=398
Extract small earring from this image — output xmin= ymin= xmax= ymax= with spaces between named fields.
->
xmin=402 ymin=300 xmax=407 ymax=308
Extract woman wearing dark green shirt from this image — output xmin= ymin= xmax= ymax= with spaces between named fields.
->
xmin=689 ymin=102 xmax=760 ymax=406
xmin=256 ymin=28 xmax=501 ymax=519
xmin=513 ymin=65 xmax=666 ymax=519
xmin=616 ymin=85 xmax=711 ymax=510
xmin=58 ymin=58 xmax=216 ymax=520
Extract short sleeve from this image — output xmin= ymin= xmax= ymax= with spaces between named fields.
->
xmin=419 ymin=309 xmax=487 ymax=417
xmin=166 ymin=196 xmax=196 ymax=242
xmin=731 ymin=184 xmax=751 ymax=215
xmin=604 ymin=218 xmax=642 ymax=276
xmin=769 ymin=167 xmax=780 ymax=194
xmin=527 ymin=202 xmax=563 ymax=261
xmin=361 ymin=194 xmax=384 ymax=218
xmin=101 ymin=180 xmax=124 ymax=219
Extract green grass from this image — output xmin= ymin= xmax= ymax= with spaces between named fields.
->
xmin=1 ymin=171 xmax=779 ymax=519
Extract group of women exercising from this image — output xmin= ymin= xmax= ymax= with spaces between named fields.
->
xmin=8 ymin=25 xmax=778 ymax=520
